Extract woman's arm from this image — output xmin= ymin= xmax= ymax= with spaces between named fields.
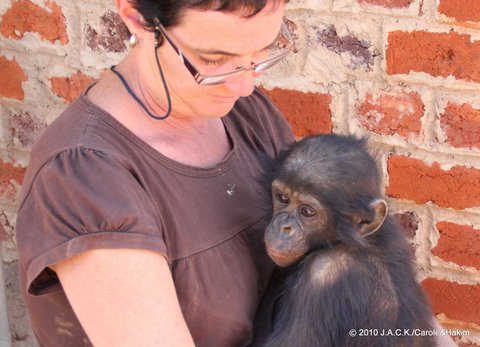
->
xmin=51 ymin=248 xmax=195 ymax=347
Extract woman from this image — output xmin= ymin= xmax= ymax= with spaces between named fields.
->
xmin=16 ymin=0 xmax=294 ymax=346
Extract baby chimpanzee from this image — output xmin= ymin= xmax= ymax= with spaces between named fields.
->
xmin=262 ymin=134 xmax=435 ymax=347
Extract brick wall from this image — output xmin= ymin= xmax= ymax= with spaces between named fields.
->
xmin=0 ymin=0 xmax=479 ymax=346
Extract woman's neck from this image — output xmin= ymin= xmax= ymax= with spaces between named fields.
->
xmin=86 ymin=72 xmax=232 ymax=168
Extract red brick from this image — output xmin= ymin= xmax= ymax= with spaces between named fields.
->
xmin=0 ymin=161 xmax=25 ymax=185
xmin=357 ymin=91 xmax=424 ymax=137
xmin=11 ymin=112 xmax=47 ymax=148
xmin=422 ymin=278 xmax=480 ymax=326
xmin=357 ymin=0 xmax=414 ymax=8
xmin=386 ymin=156 xmax=480 ymax=210
xmin=0 ymin=161 xmax=26 ymax=203
xmin=0 ymin=182 xmax=18 ymax=202
xmin=312 ymin=25 xmax=373 ymax=70
xmin=0 ymin=0 xmax=68 ymax=44
xmin=387 ymin=31 xmax=480 ymax=84
xmin=85 ymin=10 xmax=129 ymax=53
xmin=458 ymin=341 xmax=480 ymax=347
xmin=0 ymin=211 xmax=13 ymax=243
xmin=433 ymin=222 xmax=480 ymax=270
xmin=50 ymin=72 xmax=96 ymax=103
xmin=0 ymin=56 xmax=27 ymax=100
xmin=393 ymin=212 xmax=417 ymax=257
xmin=440 ymin=102 xmax=480 ymax=150
xmin=393 ymin=211 xmax=419 ymax=239
xmin=260 ymin=87 xmax=332 ymax=137
xmin=438 ymin=0 xmax=480 ymax=23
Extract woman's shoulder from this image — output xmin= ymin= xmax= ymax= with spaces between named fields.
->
xmin=226 ymin=87 xmax=295 ymax=158
xmin=21 ymin=95 xmax=139 ymax=204
xmin=230 ymin=87 xmax=283 ymax=124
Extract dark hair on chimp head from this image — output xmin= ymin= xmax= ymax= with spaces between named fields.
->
xmin=130 ymin=0 xmax=287 ymax=30
xmin=276 ymin=134 xmax=382 ymax=207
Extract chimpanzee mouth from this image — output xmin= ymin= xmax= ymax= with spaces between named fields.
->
xmin=266 ymin=248 xmax=306 ymax=267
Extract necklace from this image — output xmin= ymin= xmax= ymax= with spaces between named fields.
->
xmin=110 ymin=30 xmax=172 ymax=120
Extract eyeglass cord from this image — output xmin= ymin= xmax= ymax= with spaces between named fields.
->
xmin=110 ymin=29 xmax=172 ymax=120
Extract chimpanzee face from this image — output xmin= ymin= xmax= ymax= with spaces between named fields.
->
xmin=265 ymin=179 xmax=329 ymax=267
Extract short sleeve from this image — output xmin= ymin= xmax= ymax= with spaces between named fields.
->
xmin=254 ymin=87 xmax=295 ymax=158
xmin=229 ymin=88 xmax=295 ymax=161
xmin=16 ymin=146 xmax=167 ymax=295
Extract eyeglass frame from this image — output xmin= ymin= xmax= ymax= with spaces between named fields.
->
xmin=152 ymin=18 xmax=294 ymax=85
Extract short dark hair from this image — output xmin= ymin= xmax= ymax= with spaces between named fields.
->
xmin=130 ymin=0 xmax=286 ymax=29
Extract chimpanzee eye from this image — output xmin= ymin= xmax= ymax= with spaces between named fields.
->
xmin=277 ymin=193 xmax=290 ymax=204
xmin=300 ymin=206 xmax=316 ymax=218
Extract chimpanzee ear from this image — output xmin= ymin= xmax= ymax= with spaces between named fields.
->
xmin=358 ymin=199 xmax=388 ymax=237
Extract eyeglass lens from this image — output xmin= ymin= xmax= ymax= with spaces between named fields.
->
xmin=199 ymin=51 xmax=289 ymax=85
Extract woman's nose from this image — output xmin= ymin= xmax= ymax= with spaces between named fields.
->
xmin=224 ymin=69 xmax=257 ymax=97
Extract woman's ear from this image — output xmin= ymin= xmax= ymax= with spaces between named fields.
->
xmin=115 ymin=0 xmax=147 ymax=38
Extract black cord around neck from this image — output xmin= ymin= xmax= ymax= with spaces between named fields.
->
xmin=110 ymin=31 xmax=172 ymax=120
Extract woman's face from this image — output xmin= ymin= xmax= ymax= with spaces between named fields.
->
xmin=139 ymin=2 xmax=286 ymax=120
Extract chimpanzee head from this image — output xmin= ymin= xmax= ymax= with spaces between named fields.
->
xmin=265 ymin=134 xmax=387 ymax=267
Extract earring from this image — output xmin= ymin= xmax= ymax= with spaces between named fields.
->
xmin=129 ymin=34 xmax=137 ymax=48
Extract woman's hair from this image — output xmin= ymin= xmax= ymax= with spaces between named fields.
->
xmin=131 ymin=0 xmax=286 ymax=29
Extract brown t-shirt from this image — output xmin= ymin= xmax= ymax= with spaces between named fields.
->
xmin=15 ymin=87 xmax=294 ymax=347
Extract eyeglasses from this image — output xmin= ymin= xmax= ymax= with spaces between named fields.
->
xmin=153 ymin=18 xmax=294 ymax=85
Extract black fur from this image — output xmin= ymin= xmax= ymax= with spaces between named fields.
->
xmin=260 ymin=134 xmax=435 ymax=347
